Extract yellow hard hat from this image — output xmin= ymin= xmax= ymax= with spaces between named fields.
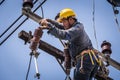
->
xmin=59 ymin=8 xmax=76 ymax=20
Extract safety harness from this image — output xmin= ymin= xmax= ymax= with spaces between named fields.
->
xmin=75 ymin=49 xmax=101 ymax=72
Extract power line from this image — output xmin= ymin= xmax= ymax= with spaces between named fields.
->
xmin=0 ymin=0 xmax=5 ymax=5
xmin=26 ymin=52 xmax=33 ymax=80
xmin=0 ymin=0 xmax=47 ymax=45
xmin=92 ymin=0 xmax=99 ymax=49
xmin=0 ymin=0 xmax=38 ymax=38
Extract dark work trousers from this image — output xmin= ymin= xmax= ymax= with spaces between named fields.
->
xmin=74 ymin=53 xmax=99 ymax=80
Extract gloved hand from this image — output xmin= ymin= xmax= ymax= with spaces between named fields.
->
xmin=40 ymin=19 xmax=50 ymax=29
xmin=41 ymin=25 xmax=50 ymax=29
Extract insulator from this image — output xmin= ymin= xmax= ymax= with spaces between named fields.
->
xmin=101 ymin=41 xmax=112 ymax=57
xmin=18 ymin=30 xmax=64 ymax=61
xmin=18 ymin=30 xmax=30 ymax=42
xmin=33 ymin=28 xmax=43 ymax=38
xmin=107 ymin=0 xmax=120 ymax=7
xmin=30 ymin=40 xmax=39 ymax=50
xmin=23 ymin=0 xmax=33 ymax=9
xmin=29 ymin=27 xmax=43 ymax=51
xmin=64 ymin=47 xmax=71 ymax=69
xmin=114 ymin=9 xmax=119 ymax=14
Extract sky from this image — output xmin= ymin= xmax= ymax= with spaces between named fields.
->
xmin=0 ymin=0 xmax=120 ymax=80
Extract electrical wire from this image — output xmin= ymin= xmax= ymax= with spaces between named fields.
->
xmin=0 ymin=0 xmax=47 ymax=45
xmin=0 ymin=17 xmax=28 ymax=45
xmin=92 ymin=0 xmax=99 ymax=49
xmin=40 ymin=4 xmax=44 ymax=18
xmin=0 ymin=0 xmax=5 ymax=5
xmin=0 ymin=0 xmax=38 ymax=38
xmin=0 ymin=15 xmax=23 ymax=38
xmin=59 ymin=39 xmax=65 ymax=47
xmin=56 ymin=58 xmax=72 ymax=80
xmin=26 ymin=52 xmax=33 ymax=80
xmin=32 ymin=0 xmax=47 ymax=13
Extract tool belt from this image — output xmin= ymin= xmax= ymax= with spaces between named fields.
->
xmin=75 ymin=49 xmax=101 ymax=66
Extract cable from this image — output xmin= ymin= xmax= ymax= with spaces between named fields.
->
xmin=0 ymin=0 xmax=38 ymax=38
xmin=0 ymin=0 xmax=5 ymax=5
xmin=0 ymin=0 xmax=47 ymax=45
xmin=56 ymin=58 xmax=72 ymax=80
xmin=32 ymin=0 xmax=47 ymax=13
xmin=26 ymin=52 xmax=33 ymax=80
xmin=40 ymin=4 xmax=44 ymax=18
xmin=59 ymin=39 xmax=65 ymax=47
xmin=92 ymin=0 xmax=99 ymax=49
xmin=0 ymin=18 xmax=28 ymax=45
xmin=0 ymin=15 xmax=23 ymax=38
xmin=112 ymin=6 xmax=120 ymax=32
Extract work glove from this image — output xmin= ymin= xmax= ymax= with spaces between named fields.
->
xmin=40 ymin=19 xmax=48 ymax=25
xmin=40 ymin=19 xmax=50 ymax=29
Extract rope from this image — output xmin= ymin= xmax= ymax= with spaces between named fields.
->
xmin=92 ymin=0 xmax=99 ymax=49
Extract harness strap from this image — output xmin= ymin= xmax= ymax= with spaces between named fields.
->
xmin=89 ymin=51 xmax=94 ymax=65
xmin=76 ymin=49 xmax=101 ymax=66
xmin=91 ymin=49 xmax=102 ymax=66
xmin=91 ymin=50 xmax=99 ymax=62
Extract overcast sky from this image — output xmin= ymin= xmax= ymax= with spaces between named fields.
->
xmin=0 ymin=0 xmax=120 ymax=80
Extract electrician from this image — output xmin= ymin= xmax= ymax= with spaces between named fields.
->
xmin=40 ymin=8 xmax=99 ymax=80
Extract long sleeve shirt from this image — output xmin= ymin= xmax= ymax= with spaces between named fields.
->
xmin=47 ymin=19 xmax=64 ymax=29
xmin=47 ymin=21 xmax=93 ymax=59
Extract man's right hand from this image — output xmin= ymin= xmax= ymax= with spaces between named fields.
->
xmin=39 ymin=19 xmax=50 ymax=29
xmin=41 ymin=25 xmax=50 ymax=29
xmin=40 ymin=19 xmax=48 ymax=26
